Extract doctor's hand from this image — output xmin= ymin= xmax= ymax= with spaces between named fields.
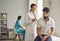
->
xmin=32 ymin=19 xmax=36 ymax=22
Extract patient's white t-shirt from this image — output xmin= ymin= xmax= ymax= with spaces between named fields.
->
xmin=37 ymin=17 xmax=55 ymax=35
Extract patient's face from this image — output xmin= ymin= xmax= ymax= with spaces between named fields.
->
xmin=43 ymin=11 xmax=49 ymax=19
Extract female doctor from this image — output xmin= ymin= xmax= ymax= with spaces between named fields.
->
xmin=25 ymin=4 xmax=37 ymax=41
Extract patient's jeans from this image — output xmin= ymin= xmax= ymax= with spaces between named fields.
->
xmin=34 ymin=34 xmax=52 ymax=41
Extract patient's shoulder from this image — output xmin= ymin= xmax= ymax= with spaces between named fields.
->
xmin=38 ymin=17 xmax=43 ymax=21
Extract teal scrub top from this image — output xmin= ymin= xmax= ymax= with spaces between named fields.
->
xmin=15 ymin=20 xmax=22 ymax=33
xmin=15 ymin=20 xmax=25 ymax=39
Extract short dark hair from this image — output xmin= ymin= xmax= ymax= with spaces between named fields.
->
xmin=17 ymin=16 xmax=22 ymax=20
xmin=43 ymin=7 xmax=50 ymax=13
xmin=31 ymin=3 xmax=37 ymax=8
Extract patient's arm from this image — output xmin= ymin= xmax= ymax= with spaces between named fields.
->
xmin=37 ymin=27 xmax=42 ymax=39
xmin=48 ymin=19 xmax=55 ymax=37
xmin=48 ymin=27 xmax=55 ymax=36
xmin=43 ymin=27 xmax=55 ymax=41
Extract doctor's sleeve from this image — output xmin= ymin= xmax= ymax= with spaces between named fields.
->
xmin=25 ymin=14 xmax=32 ymax=26
xmin=37 ymin=20 xmax=41 ymax=28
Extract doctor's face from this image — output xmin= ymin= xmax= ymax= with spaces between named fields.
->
xmin=31 ymin=6 xmax=37 ymax=12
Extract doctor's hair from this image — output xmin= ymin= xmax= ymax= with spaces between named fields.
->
xmin=43 ymin=7 xmax=50 ymax=13
xmin=30 ymin=3 xmax=37 ymax=8
xmin=17 ymin=16 xmax=22 ymax=20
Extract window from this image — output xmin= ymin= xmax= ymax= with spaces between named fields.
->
xmin=37 ymin=0 xmax=43 ymax=20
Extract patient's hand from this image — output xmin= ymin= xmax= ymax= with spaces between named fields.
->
xmin=41 ymin=37 xmax=45 ymax=41
xmin=42 ymin=36 xmax=48 ymax=41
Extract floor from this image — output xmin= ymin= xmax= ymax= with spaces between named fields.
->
xmin=0 ymin=40 xmax=13 ymax=41
xmin=0 ymin=39 xmax=19 ymax=41
xmin=1 ymin=36 xmax=60 ymax=41
xmin=0 ymin=40 xmax=19 ymax=41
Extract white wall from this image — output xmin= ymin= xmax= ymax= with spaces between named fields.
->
xmin=51 ymin=0 xmax=60 ymax=37
xmin=43 ymin=0 xmax=49 ymax=7
xmin=37 ymin=0 xmax=43 ymax=20
xmin=43 ymin=0 xmax=60 ymax=37
xmin=0 ymin=0 xmax=28 ymax=28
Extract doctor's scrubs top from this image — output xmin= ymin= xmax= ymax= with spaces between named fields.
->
xmin=15 ymin=20 xmax=25 ymax=39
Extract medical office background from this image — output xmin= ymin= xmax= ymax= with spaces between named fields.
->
xmin=0 ymin=0 xmax=60 ymax=39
